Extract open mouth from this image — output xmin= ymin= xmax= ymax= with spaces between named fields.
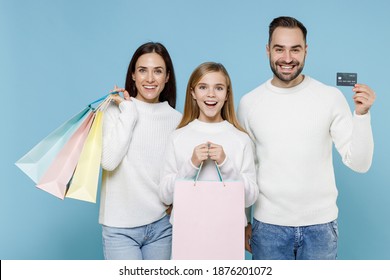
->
xmin=143 ymin=85 xmax=157 ymax=90
xmin=204 ymin=101 xmax=218 ymax=107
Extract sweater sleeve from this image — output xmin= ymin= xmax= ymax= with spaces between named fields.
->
xmin=159 ymin=135 xmax=178 ymax=205
xmin=101 ymin=100 xmax=138 ymax=171
xmin=331 ymin=94 xmax=374 ymax=173
xmin=159 ymin=136 xmax=200 ymax=205
xmin=238 ymin=139 xmax=259 ymax=207
xmin=218 ymin=137 xmax=259 ymax=208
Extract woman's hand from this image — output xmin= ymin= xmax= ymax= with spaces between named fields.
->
xmin=110 ymin=85 xmax=131 ymax=105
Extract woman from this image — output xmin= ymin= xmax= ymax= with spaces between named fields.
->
xmin=100 ymin=42 xmax=182 ymax=260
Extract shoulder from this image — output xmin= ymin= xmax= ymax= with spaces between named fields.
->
xmin=162 ymin=103 xmax=183 ymax=119
xmin=239 ymin=83 xmax=267 ymax=107
xmin=308 ymin=76 xmax=343 ymax=97
xmin=168 ymin=122 xmax=196 ymax=144
xmin=226 ymin=123 xmax=252 ymax=145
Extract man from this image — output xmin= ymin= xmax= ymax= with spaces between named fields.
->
xmin=237 ymin=16 xmax=375 ymax=260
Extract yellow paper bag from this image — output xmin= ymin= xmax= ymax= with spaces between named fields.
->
xmin=66 ymin=110 xmax=103 ymax=203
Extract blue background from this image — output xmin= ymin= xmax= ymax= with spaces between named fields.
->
xmin=1 ymin=0 xmax=389 ymax=260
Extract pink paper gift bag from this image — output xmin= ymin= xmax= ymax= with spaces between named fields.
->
xmin=36 ymin=112 xmax=95 ymax=199
xmin=172 ymin=164 xmax=245 ymax=260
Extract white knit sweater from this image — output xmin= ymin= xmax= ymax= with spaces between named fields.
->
xmin=159 ymin=119 xmax=259 ymax=208
xmin=99 ymin=97 xmax=182 ymax=228
xmin=237 ymin=76 xmax=374 ymax=226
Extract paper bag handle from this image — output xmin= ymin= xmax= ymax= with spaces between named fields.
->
xmin=88 ymin=91 xmax=120 ymax=109
xmin=194 ymin=161 xmax=225 ymax=187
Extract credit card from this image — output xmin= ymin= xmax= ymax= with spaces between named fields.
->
xmin=337 ymin=72 xmax=357 ymax=86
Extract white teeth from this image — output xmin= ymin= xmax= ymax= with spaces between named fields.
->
xmin=144 ymin=86 xmax=157 ymax=89
xmin=205 ymin=101 xmax=217 ymax=105
xmin=281 ymin=66 xmax=293 ymax=69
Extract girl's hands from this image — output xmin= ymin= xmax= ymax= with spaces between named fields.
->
xmin=191 ymin=141 xmax=226 ymax=167
xmin=191 ymin=143 xmax=209 ymax=167
xmin=110 ymin=85 xmax=131 ymax=105
xmin=208 ymin=142 xmax=226 ymax=165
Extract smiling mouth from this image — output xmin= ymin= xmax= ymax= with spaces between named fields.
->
xmin=143 ymin=85 xmax=157 ymax=89
xmin=204 ymin=101 xmax=218 ymax=107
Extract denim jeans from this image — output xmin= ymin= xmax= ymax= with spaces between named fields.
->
xmin=251 ymin=218 xmax=338 ymax=260
xmin=102 ymin=215 xmax=172 ymax=260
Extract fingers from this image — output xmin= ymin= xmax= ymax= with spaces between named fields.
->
xmin=207 ymin=142 xmax=226 ymax=164
xmin=110 ymin=85 xmax=123 ymax=94
xmin=109 ymin=85 xmax=132 ymax=105
xmin=123 ymin=90 xmax=131 ymax=100
xmin=245 ymin=224 xmax=252 ymax=253
xmin=191 ymin=143 xmax=209 ymax=167
xmin=192 ymin=142 xmax=226 ymax=165
xmin=352 ymin=84 xmax=376 ymax=115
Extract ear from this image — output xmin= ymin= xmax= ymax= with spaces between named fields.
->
xmin=132 ymin=73 xmax=135 ymax=81
xmin=191 ymin=88 xmax=196 ymax=100
xmin=266 ymin=44 xmax=270 ymax=58
xmin=165 ymin=71 xmax=170 ymax=83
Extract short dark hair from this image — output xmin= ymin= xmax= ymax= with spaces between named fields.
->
xmin=269 ymin=16 xmax=307 ymax=45
xmin=125 ymin=42 xmax=177 ymax=108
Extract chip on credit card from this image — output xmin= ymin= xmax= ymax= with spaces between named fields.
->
xmin=337 ymin=72 xmax=357 ymax=86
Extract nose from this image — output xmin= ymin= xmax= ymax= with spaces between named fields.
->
xmin=146 ymin=71 xmax=155 ymax=83
xmin=207 ymin=88 xmax=216 ymax=97
xmin=282 ymin=50 xmax=293 ymax=63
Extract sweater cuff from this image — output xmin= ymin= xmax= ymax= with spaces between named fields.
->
xmin=353 ymin=110 xmax=371 ymax=120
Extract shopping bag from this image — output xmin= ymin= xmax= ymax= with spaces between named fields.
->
xmin=36 ymin=112 xmax=95 ymax=199
xmin=65 ymin=110 xmax=103 ymax=203
xmin=15 ymin=107 xmax=92 ymax=183
xmin=171 ymin=163 xmax=245 ymax=260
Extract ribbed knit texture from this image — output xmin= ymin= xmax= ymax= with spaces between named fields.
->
xmin=159 ymin=119 xmax=259 ymax=208
xmin=99 ymin=97 xmax=182 ymax=228
xmin=237 ymin=76 xmax=374 ymax=226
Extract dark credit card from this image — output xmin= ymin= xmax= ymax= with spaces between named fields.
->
xmin=337 ymin=72 xmax=357 ymax=86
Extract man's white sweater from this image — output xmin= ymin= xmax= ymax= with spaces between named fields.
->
xmin=237 ymin=76 xmax=374 ymax=226
xmin=99 ymin=98 xmax=182 ymax=228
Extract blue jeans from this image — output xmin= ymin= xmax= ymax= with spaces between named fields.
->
xmin=251 ymin=218 xmax=338 ymax=260
xmin=102 ymin=215 xmax=172 ymax=260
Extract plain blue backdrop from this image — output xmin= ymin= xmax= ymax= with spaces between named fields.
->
xmin=1 ymin=0 xmax=389 ymax=260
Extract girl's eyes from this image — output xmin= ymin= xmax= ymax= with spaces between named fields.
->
xmin=197 ymin=85 xmax=225 ymax=91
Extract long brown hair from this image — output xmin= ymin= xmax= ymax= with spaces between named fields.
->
xmin=177 ymin=62 xmax=246 ymax=133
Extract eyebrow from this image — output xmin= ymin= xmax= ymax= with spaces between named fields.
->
xmin=137 ymin=66 xmax=165 ymax=70
xmin=273 ymin=44 xmax=303 ymax=49
xmin=197 ymin=83 xmax=226 ymax=87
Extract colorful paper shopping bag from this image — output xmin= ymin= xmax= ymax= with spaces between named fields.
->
xmin=65 ymin=110 xmax=104 ymax=203
xmin=36 ymin=112 xmax=95 ymax=199
xmin=15 ymin=107 xmax=91 ymax=183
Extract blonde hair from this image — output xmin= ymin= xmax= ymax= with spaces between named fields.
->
xmin=177 ymin=62 xmax=246 ymax=133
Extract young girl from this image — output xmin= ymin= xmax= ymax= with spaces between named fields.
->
xmin=99 ymin=42 xmax=182 ymax=260
xmin=159 ymin=62 xmax=259 ymax=228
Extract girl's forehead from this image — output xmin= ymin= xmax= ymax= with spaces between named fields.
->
xmin=198 ymin=72 xmax=227 ymax=84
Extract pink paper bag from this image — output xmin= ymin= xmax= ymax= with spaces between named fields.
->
xmin=36 ymin=112 xmax=95 ymax=199
xmin=172 ymin=179 xmax=245 ymax=260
